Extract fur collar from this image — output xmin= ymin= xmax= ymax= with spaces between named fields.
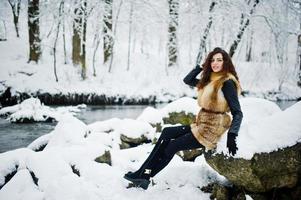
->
xmin=197 ymin=72 xmax=241 ymax=112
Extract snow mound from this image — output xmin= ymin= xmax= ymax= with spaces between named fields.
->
xmin=216 ymin=100 xmax=301 ymax=159
xmin=0 ymin=98 xmax=85 ymax=123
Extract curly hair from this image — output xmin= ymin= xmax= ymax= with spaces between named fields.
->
xmin=197 ymin=47 xmax=239 ymax=90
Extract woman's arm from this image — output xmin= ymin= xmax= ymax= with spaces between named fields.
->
xmin=222 ymin=79 xmax=243 ymax=135
xmin=183 ymin=65 xmax=203 ymax=87
xmin=222 ymin=79 xmax=243 ymax=156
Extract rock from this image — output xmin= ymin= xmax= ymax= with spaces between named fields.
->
xmin=150 ymin=122 xmax=162 ymax=133
xmin=212 ymin=184 xmax=229 ymax=200
xmin=162 ymin=111 xmax=195 ymax=125
xmin=119 ymin=134 xmax=151 ymax=149
xmin=176 ymin=149 xmax=204 ymax=161
xmin=204 ymin=143 xmax=301 ymax=193
xmin=94 ymin=150 xmax=112 ymax=166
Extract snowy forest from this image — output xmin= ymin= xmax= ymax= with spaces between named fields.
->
xmin=0 ymin=0 xmax=300 ymax=104
xmin=1 ymin=0 xmax=301 ymax=200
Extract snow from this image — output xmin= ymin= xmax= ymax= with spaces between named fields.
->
xmin=0 ymin=97 xmax=300 ymax=199
xmin=0 ymin=169 xmax=44 ymax=200
xmin=0 ymin=97 xmax=85 ymax=123
xmin=0 ymin=0 xmax=301 ymax=198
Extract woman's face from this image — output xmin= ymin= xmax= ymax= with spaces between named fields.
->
xmin=211 ymin=53 xmax=224 ymax=72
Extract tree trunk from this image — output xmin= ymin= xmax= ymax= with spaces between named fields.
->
xmin=108 ymin=0 xmax=123 ymax=73
xmin=103 ymin=0 xmax=113 ymax=64
xmin=126 ymin=2 xmax=133 ymax=71
xmin=72 ymin=0 xmax=87 ymax=79
xmin=229 ymin=0 xmax=260 ymax=58
xmin=246 ymin=28 xmax=253 ymax=62
xmin=297 ymin=34 xmax=301 ymax=87
xmin=28 ymin=0 xmax=41 ymax=63
xmin=195 ymin=0 xmax=216 ymax=66
xmin=8 ymin=0 xmax=21 ymax=37
xmin=81 ymin=0 xmax=87 ymax=79
xmin=53 ymin=1 xmax=64 ymax=83
xmin=297 ymin=2 xmax=301 ymax=87
xmin=61 ymin=1 xmax=67 ymax=64
xmin=167 ymin=0 xmax=179 ymax=67
xmin=72 ymin=2 xmax=82 ymax=66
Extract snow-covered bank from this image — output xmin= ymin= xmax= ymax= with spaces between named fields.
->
xmin=1 ymin=36 xmax=301 ymax=106
xmin=0 ymin=97 xmax=300 ymax=199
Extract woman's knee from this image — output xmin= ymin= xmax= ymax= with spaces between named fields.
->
xmin=160 ymin=127 xmax=172 ymax=140
xmin=164 ymin=141 xmax=178 ymax=158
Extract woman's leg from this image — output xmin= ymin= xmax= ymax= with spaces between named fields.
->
xmin=136 ymin=125 xmax=191 ymax=171
xmin=150 ymin=132 xmax=203 ymax=177
xmin=124 ymin=125 xmax=191 ymax=188
xmin=159 ymin=125 xmax=191 ymax=141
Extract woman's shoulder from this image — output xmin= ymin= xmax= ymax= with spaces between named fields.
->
xmin=223 ymin=73 xmax=241 ymax=94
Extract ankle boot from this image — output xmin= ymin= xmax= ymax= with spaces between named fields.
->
xmin=124 ymin=169 xmax=151 ymax=190
xmin=124 ymin=140 xmax=169 ymax=189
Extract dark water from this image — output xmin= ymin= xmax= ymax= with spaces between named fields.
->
xmin=0 ymin=101 xmax=297 ymax=153
xmin=0 ymin=105 xmax=160 ymax=153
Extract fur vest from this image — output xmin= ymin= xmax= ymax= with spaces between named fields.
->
xmin=190 ymin=72 xmax=241 ymax=150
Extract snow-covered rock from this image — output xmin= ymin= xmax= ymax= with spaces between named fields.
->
xmin=0 ymin=98 xmax=85 ymax=123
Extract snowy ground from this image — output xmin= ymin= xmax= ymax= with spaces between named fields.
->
xmin=0 ymin=97 xmax=300 ymax=200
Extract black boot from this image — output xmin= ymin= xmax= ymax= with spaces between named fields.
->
xmin=124 ymin=140 xmax=168 ymax=189
xmin=124 ymin=168 xmax=151 ymax=190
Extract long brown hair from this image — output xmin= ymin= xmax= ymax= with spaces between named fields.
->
xmin=197 ymin=47 xmax=239 ymax=90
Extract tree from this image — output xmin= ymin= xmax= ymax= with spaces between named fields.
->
xmin=103 ymin=0 xmax=113 ymax=64
xmin=245 ymin=28 xmax=253 ymax=61
xmin=52 ymin=0 xmax=65 ymax=82
xmin=195 ymin=0 xmax=216 ymax=66
xmin=228 ymin=0 xmax=260 ymax=58
xmin=28 ymin=0 xmax=41 ymax=63
xmin=107 ymin=0 xmax=123 ymax=73
xmin=167 ymin=0 xmax=179 ymax=67
xmin=126 ymin=1 xmax=134 ymax=71
xmin=72 ymin=0 xmax=87 ymax=79
xmin=7 ymin=0 xmax=21 ymax=37
xmin=297 ymin=33 xmax=301 ymax=87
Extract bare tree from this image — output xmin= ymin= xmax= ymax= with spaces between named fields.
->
xmin=72 ymin=0 xmax=87 ymax=79
xmin=290 ymin=0 xmax=301 ymax=87
xmin=127 ymin=2 xmax=134 ymax=71
xmin=167 ymin=0 xmax=179 ymax=67
xmin=245 ymin=28 xmax=253 ymax=61
xmin=7 ymin=0 xmax=21 ymax=37
xmin=103 ymin=0 xmax=113 ymax=64
xmin=108 ymin=0 xmax=123 ymax=73
xmin=52 ymin=1 xmax=65 ymax=82
xmin=229 ymin=0 xmax=260 ymax=58
xmin=297 ymin=33 xmax=301 ymax=87
xmin=195 ymin=0 xmax=216 ymax=66
xmin=0 ymin=20 xmax=7 ymax=41
xmin=28 ymin=0 xmax=41 ymax=63
xmin=61 ymin=0 xmax=67 ymax=64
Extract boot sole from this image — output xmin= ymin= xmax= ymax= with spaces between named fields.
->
xmin=123 ymin=175 xmax=150 ymax=190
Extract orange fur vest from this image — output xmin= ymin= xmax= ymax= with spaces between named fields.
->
xmin=190 ymin=72 xmax=241 ymax=150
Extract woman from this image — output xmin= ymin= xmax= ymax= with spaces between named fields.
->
xmin=124 ymin=47 xmax=243 ymax=190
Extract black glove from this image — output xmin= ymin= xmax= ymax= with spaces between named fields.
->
xmin=196 ymin=64 xmax=202 ymax=70
xmin=227 ymin=132 xmax=238 ymax=156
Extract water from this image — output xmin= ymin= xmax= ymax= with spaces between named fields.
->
xmin=0 ymin=105 xmax=152 ymax=153
xmin=0 ymin=101 xmax=297 ymax=153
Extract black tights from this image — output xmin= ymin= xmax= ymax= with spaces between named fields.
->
xmin=136 ymin=125 xmax=203 ymax=178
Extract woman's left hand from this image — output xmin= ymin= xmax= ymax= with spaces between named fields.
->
xmin=227 ymin=133 xmax=238 ymax=156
